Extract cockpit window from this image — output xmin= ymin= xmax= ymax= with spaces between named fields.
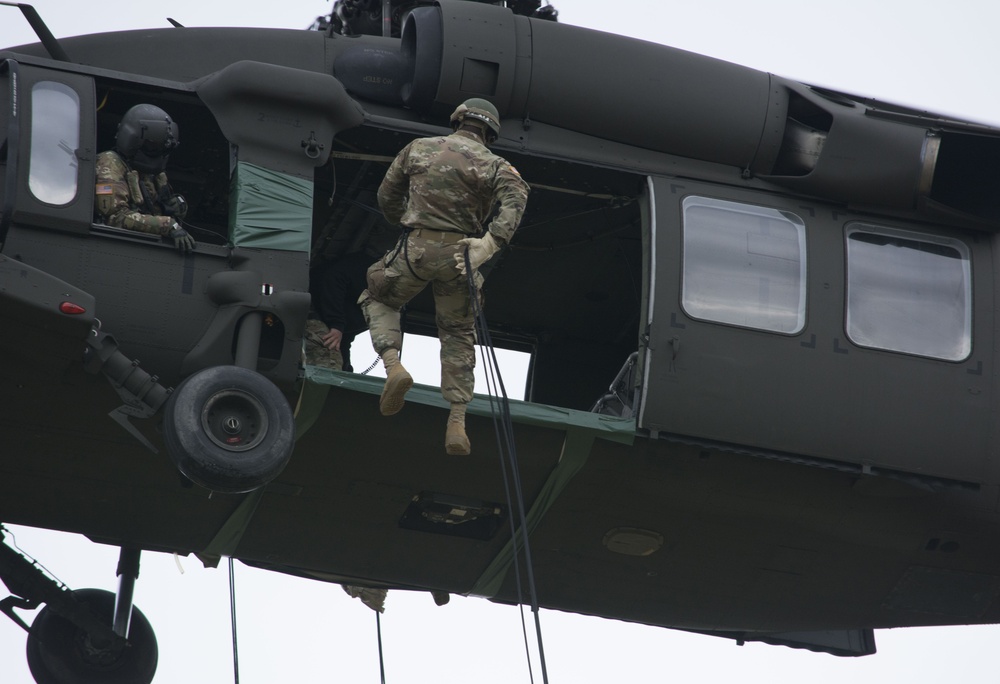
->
xmin=846 ymin=224 xmax=971 ymax=361
xmin=681 ymin=196 xmax=806 ymax=334
xmin=28 ymin=81 xmax=80 ymax=205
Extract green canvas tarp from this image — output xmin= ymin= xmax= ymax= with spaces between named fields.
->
xmin=229 ymin=161 xmax=312 ymax=252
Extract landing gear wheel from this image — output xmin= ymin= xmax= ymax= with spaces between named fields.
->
xmin=26 ymin=588 xmax=157 ymax=684
xmin=163 ymin=365 xmax=295 ymax=493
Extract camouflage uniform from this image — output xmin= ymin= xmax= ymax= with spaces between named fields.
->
xmin=304 ymin=319 xmax=342 ymax=370
xmin=361 ymin=129 xmax=529 ymax=404
xmin=94 ymin=150 xmax=186 ymax=235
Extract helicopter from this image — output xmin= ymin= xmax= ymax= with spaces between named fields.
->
xmin=3 ymin=1 xmax=1000 ymax=682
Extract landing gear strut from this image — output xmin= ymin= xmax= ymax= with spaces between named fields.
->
xmin=0 ymin=530 xmax=158 ymax=684
xmin=26 ymin=587 xmax=158 ymax=684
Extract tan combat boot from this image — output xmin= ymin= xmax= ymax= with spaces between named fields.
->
xmin=379 ymin=348 xmax=412 ymax=416
xmin=343 ymin=584 xmax=388 ymax=613
xmin=445 ymin=403 xmax=471 ymax=455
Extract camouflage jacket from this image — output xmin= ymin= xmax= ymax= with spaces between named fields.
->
xmin=94 ymin=150 xmax=183 ymax=236
xmin=377 ymin=130 xmax=529 ymax=244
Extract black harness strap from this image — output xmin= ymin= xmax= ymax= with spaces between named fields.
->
xmin=383 ymin=227 xmax=428 ymax=283
xmin=401 ymin=229 xmax=428 ymax=282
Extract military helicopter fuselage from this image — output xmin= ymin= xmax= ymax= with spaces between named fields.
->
xmin=3 ymin=2 xmax=1000 ymax=680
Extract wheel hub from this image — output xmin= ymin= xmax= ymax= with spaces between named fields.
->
xmin=201 ymin=389 xmax=269 ymax=452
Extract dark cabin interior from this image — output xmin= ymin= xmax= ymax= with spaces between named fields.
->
xmin=312 ymin=124 xmax=646 ymax=412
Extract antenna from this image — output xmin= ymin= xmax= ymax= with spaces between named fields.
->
xmin=0 ymin=2 xmax=71 ymax=62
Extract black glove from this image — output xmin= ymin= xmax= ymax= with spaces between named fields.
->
xmin=168 ymin=222 xmax=196 ymax=252
xmin=158 ymin=185 xmax=188 ymax=219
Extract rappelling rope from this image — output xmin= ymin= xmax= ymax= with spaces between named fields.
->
xmin=476 ymin=319 xmax=540 ymax=684
xmin=376 ymin=611 xmax=387 ymax=684
xmin=464 ymin=248 xmax=550 ymax=684
xmin=228 ymin=557 xmax=241 ymax=684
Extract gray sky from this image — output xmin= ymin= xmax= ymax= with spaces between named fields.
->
xmin=2 ymin=1 xmax=1000 ymax=682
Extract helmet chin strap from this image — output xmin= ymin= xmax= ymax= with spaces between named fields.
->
xmin=458 ymin=121 xmax=492 ymax=144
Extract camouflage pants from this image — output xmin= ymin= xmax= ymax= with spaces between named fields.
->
xmin=359 ymin=228 xmax=483 ymax=404
xmin=304 ymin=319 xmax=344 ymax=371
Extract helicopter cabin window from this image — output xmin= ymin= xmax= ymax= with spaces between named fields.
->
xmin=681 ymin=196 xmax=806 ymax=334
xmin=28 ymin=81 xmax=80 ymax=205
xmin=846 ymin=225 xmax=971 ymax=361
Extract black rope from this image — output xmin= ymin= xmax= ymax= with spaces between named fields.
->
xmin=477 ymin=321 xmax=538 ymax=684
xmin=228 ymin=557 xmax=240 ymax=684
xmin=359 ymin=355 xmax=381 ymax=375
xmin=177 ymin=219 xmax=230 ymax=245
xmin=464 ymin=248 xmax=550 ymax=684
xmin=376 ymin=611 xmax=387 ymax=684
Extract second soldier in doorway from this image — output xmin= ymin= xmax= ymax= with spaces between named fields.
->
xmin=359 ymin=98 xmax=529 ymax=455
xmin=94 ymin=104 xmax=195 ymax=252
xmin=305 ymin=251 xmax=372 ymax=371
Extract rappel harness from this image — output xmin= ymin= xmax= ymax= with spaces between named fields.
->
xmin=381 ymin=225 xmax=410 ymax=274
xmin=385 ymin=224 xmax=483 ymax=284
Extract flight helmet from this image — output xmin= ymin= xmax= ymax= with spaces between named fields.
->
xmin=449 ymin=98 xmax=501 ymax=143
xmin=115 ymin=104 xmax=179 ymax=173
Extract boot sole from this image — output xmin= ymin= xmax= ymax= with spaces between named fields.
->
xmin=445 ymin=441 xmax=471 ymax=456
xmin=379 ymin=370 xmax=413 ymax=416
xmin=445 ymin=426 xmax=471 ymax=455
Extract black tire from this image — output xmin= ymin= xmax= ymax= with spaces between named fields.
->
xmin=26 ymin=588 xmax=157 ymax=684
xmin=163 ymin=365 xmax=294 ymax=493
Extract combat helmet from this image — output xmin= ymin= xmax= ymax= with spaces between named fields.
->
xmin=115 ymin=104 xmax=179 ymax=174
xmin=449 ymin=98 xmax=501 ymax=143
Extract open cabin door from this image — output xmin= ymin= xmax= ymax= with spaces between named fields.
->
xmin=638 ymin=176 xmax=993 ymax=485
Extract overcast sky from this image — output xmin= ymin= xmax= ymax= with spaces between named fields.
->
xmin=3 ymin=1 xmax=1000 ymax=683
